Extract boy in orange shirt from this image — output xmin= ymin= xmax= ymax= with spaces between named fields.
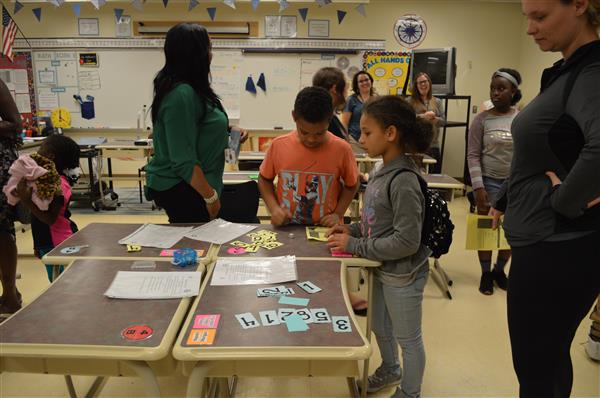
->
xmin=259 ymin=86 xmax=359 ymax=227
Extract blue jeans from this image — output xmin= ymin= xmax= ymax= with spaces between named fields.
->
xmin=372 ymin=269 xmax=428 ymax=398
xmin=482 ymin=176 xmax=506 ymax=205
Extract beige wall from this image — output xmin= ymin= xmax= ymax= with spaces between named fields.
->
xmin=13 ymin=0 xmax=556 ymax=177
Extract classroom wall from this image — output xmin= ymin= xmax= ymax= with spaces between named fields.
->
xmin=13 ymin=0 xmax=539 ymax=178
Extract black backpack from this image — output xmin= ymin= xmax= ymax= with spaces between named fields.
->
xmin=388 ymin=169 xmax=454 ymax=258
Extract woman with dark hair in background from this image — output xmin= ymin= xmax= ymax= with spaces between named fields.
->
xmin=467 ymin=68 xmax=522 ymax=295
xmin=492 ymin=0 xmax=600 ymax=395
xmin=342 ymin=70 xmax=375 ymax=141
xmin=407 ymin=72 xmax=445 ymax=173
xmin=0 ymin=78 xmax=22 ymax=316
xmin=146 ymin=23 xmax=246 ymax=223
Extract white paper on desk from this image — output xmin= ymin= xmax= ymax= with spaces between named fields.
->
xmin=118 ymin=224 xmax=194 ymax=249
xmin=104 ymin=271 xmax=202 ymax=299
xmin=211 ymin=255 xmax=297 ymax=286
xmin=185 ymin=218 xmax=256 ymax=245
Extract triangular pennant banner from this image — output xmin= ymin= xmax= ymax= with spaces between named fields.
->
xmin=114 ymin=8 xmax=124 ymax=22
xmin=251 ymin=0 xmax=259 ymax=12
xmin=298 ymin=8 xmax=308 ymax=22
xmin=91 ymin=0 xmax=105 ymax=10
xmin=48 ymin=0 xmax=60 ymax=7
xmin=14 ymin=1 xmax=24 ymax=14
xmin=355 ymin=3 xmax=366 ymax=17
xmin=188 ymin=0 xmax=199 ymax=12
xmin=256 ymin=73 xmax=266 ymax=92
xmin=245 ymin=76 xmax=257 ymax=94
xmin=71 ymin=4 xmax=81 ymax=17
xmin=316 ymin=0 xmax=332 ymax=7
xmin=32 ymin=7 xmax=42 ymax=22
xmin=278 ymin=0 xmax=289 ymax=13
xmin=224 ymin=0 xmax=236 ymax=9
xmin=337 ymin=10 xmax=347 ymax=24
xmin=131 ymin=0 xmax=143 ymax=11
xmin=207 ymin=7 xmax=217 ymax=21
xmin=162 ymin=0 xmax=169 ymax=8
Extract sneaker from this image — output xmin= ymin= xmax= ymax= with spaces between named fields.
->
xmin=492 ymin=268 xmax=508 ymax=291
xmin=479 ymin=271 xmax=494 ymax=295
xmin=358 ymin=366 xmax=402 ymax=393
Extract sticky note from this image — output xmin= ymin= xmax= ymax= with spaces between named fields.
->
xmin=127 ymin=244 xmax=141 ymax=252
xmin=285 ymin=314 xmax=309 ymax=332
xmin=193 ymin=314 xmax=220 ymax=329
xmin=331 ymin=251 xmax=353 ymax=257
xmin=235 ymin=312 xmax=260 ymax=329
xmin=187 ymin=329 xmax=216 ymax=345
xmin=259 ymin=310 xmax=280 ymax=326
xmin=332 ymin=316 xmax=352 ymax=333
xmin=278 ymin=296 xmax=310 ymax=306
xmin=297 ymin=281 xmax=322 ymax=294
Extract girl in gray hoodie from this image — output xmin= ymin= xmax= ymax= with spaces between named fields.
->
xmin=328 ymin=95 xmax=433 ymax=398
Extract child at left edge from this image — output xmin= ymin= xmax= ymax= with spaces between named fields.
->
xmin=14 ymin=135 xmax=80 ymax=282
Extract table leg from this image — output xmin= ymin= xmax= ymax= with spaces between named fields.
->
xmin=430 ymin=258 xmax=452 ymax=300
xmin=361 ymin=267 xmax=374 ymax=398
xmin=83 ymin=376 xmax=107 ymax=398
xmin=124 ymin=360 xmax=161 ymax=397
xmin=64 ymin=375 xmax=77 ymax=398
xmin=187 ymin=362 xmax=210 ymax=398
xmin=346 ymin=377 xmax=359 ymax=398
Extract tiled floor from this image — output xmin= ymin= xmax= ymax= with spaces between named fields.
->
xmin=1 ymin=192 xmax=598 ymax=398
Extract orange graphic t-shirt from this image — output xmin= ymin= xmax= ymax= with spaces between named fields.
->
xmin=260 ymin=131 xmax=359 ymax=225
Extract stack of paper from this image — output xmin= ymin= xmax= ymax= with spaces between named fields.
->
xmin=104 ymin=271 xmax=202 ymax=299
xmin=118 ymin=224 xmax=195 ymax=249
xmin=185 ymin=218 xmax=257 ymax=245
xmin=211 ymin=255 xmax=297 ymax=286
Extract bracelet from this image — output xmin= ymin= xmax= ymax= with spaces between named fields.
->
xmin=203 ymin=189 xmax=219 ymax=204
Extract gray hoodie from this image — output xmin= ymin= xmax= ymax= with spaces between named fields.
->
xmin=346 ymin=155 xmax=431 ymax=287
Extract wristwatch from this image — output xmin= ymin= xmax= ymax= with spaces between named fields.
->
xmin=203 ymin=189 xmax=219 ymax=204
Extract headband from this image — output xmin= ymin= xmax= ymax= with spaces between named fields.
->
xmin=493 ymin=71 xmax=519 ymax=88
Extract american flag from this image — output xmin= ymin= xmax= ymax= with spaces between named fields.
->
xmin=2 ymin=7 xmax=18 ymax=62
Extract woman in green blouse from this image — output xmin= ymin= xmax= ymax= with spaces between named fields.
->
xmin=146 ymin=23 xmax=232 ymax=223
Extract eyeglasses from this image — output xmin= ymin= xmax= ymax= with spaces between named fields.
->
xmin=358 ymin=79 xmax=370 ymax=84
xmin=417 ymin=80 xmax=429 ymax=85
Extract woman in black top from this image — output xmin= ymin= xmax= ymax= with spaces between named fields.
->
xmin=493 ymin=1 xmax=600 ymax=396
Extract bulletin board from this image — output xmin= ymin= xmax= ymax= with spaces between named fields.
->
xmin=363 ymin=51 xmax=411 ymax=96
xmin=30 ymin=49 xmax=364 ymax=130
xmin=0 ymin=52 xmax=37 ymax=128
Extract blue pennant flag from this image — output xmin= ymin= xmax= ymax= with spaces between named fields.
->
xmin=162 ymin=0 xmax=169 ymax=8
xmin=32 ymin=7 xmax=41 ymax=22
xmin=188 ymin=0 xmax=199 ymax=12
xmin=337 ymin=10 xmax=347 ymax=24
xmin=245 ymin=76 xmax=257 ymax=94
xmin=355 ymin=3 xmax=367 ymax=17
xmin=207 ymin=7 xmax=217 ymax=21
xmin=131 ymin=0 xmax=143 ymax=12
xmin=251 ymin=0 xmax=259 ymax=12
xmin=71 ymin=3 xmax=81 ymax=17
xmin=298 ymin=8 xmax=308 ymax=22
xmin=256 ymin=73 xmax=266 ymax=92
xmin=114 ymin=8 xmax=124 ymax=22
xmin=14 ymin=1 xmax=24 ymax=14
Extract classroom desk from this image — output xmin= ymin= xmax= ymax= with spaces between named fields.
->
xmin=423 ymin=173 xmax=464 ymax=202
xmin=214 ymin=223 xmax=379 ymax=397
xmin=173 ymin=259 xmax=371 ymax=398
xmin=222 ymin=171 xmax=259 ymax=185
xmin=0 ymin=259 xmax=200 ymax=397
xmin=42 ymin=223 xmax=213 ymax=268
xmin=96 ymin=139 xmax=153 ymax=205
xmin=348 ymin=139 xmax=436 ymax=173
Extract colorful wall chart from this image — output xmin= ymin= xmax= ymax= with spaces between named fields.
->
xmin=363 ymin=51 xmax=411 ymax=96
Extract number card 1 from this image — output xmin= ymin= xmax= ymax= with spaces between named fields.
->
xmin=297 ymin=281 xmax=322 ymax=294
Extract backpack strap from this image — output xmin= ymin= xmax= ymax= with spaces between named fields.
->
xmin=387 ymin=168 xmax=428 ymax=204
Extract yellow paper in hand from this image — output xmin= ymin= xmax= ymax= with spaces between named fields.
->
xmin=306 ymin=226 xmax=329 ymax=242
xmin=465 ymin=214 xmax=511 ymax=251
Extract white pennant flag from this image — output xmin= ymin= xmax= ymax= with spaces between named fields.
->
xmin=278 ymin=0 xmax=289 ymax=13
xmin=223 ymin=0 xmax=236 ymax=9
xmin=131 ymin=0 xmax=143 ymax=11
xmin=355 ymin=3 xmax=367 ymax=17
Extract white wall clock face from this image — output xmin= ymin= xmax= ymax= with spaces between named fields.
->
xmin=394 ymin=14 xmax=427 ymax=49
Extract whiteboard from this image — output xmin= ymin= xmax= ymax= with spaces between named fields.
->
xmin=31 ymin=49 xmax=364 ymax=130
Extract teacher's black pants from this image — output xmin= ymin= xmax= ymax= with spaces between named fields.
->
xmin=508 ymin=231 xmax=600 ymax=398
xmin=148 ymin=181 xmax=210 ymax=223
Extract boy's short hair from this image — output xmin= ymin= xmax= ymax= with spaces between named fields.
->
xmin=312 ymin=67 xmax=345 ymax=98
xmin=293 ymin=86 xmax=333 ymax=124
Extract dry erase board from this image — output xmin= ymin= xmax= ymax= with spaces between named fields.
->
xmin=31 ymin=49 xmax=364 ymax=129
